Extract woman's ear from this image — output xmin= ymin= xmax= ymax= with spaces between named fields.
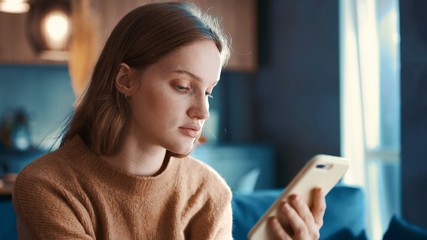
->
xmin=115 ymin=63 xmax=135 ymax=96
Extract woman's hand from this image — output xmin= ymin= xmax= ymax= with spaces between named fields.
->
xmin=268 ymin=188 xmax=326 ymax=240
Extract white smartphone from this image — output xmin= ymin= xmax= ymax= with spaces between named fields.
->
xmin=247 ymin=154 xmax=350 ymax=240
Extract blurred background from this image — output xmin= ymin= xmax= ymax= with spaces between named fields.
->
xmin=0 ymin=0 xmax=426 ymax=239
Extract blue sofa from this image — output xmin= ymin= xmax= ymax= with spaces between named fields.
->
xmin=232 ymin=184 xmax=366 ymax=240
xmin=232 ymin=185 xmax=427 ymax=240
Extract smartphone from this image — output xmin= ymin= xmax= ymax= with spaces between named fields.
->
xmin=247 ymin=154 xmax=350 ymax=240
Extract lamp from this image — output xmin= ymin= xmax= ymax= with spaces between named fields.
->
xmin=26 ymin=0 xmax=71 ymax=61
xmin=0 ymin=0 xmax=30 ymax=13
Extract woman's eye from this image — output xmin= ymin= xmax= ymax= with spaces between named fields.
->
xmin=176 ymin=85 xmax=190 ymax=92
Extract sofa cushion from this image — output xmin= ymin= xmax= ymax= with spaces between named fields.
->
xmin=232 ymin=184 xmax=366 ymax=240
xmin=383 ymin=216 xmax=427 ymax=240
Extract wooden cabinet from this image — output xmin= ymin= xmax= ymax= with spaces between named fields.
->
xmin=0 ymin=0 xmax=257 ymax=71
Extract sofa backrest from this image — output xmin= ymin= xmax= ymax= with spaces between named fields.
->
xmin=231 ymin=184 xmax=366 ymax=240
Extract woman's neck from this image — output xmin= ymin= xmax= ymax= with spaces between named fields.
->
xmin=103 ymin=136 xmax=169 ymax=176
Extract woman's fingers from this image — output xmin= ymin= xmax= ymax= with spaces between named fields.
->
xmin=288 ymin=194 xmax=318 ymax=228
xmin=282 ymin=199 xmax=318 ymax=239
xmin=268 ymin=217 xmax=292 ymax=240
xmin=310 ymin=188 xmax=326 ymax=228
xmin=269 ymin=189 xmax=326 ymax=239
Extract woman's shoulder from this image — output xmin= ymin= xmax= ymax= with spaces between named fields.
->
xmin=14 ymin=149 xmax=73 ymax=190
xmin=174 ymin=156 xmax=232 ymax=217
xmin=177 ymin=155 xmax=231 ymax=193
xmin=16 ymin=136 xmax=91 ymax=183
xmin=14 ymin=136 xmax=92 ymax=193
xmin=179 ymin=155 xmax=220 ymax=177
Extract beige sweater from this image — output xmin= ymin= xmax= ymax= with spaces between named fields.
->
xmin=13 ymin=136 xmax=233 ymax=239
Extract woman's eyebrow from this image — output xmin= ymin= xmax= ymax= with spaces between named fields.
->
xmin=172 ymin=69 xmax=219 ymax=86
xmin=172 ymin=69 xmax=201 ymax=81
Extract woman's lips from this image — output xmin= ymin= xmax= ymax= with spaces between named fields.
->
xmin=179 ymin=127 xmax=200 ymax=138
xmin=179 ymin=123 xmax=201 ymax=138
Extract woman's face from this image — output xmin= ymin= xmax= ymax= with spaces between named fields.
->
xmin=127 ymin=40 xmax=222 ymax=154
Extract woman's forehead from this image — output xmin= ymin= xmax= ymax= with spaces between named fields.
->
xmin=156 ymin=41 xmax=222 ymax=82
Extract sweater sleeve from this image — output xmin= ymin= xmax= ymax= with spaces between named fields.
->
xmin=13 ymin=167 xmax=94 ymax=240
xmin=185 ymin=182 xmax=234 ymax=240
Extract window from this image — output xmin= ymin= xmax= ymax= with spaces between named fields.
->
xmin=340 ymin=0 xmax=400 ymax=239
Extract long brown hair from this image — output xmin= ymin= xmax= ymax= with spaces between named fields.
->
xmin=62 ymin=2 xmax=230 ymax=156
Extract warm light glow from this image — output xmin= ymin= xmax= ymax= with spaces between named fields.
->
xmin=0 ymin=0 xmax=29 ymax=13
xmin=42 ymin=10 xmax=71 ymax=50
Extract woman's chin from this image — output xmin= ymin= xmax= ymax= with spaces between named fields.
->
xmin=168 ymin=143 xmax=194 ymax=156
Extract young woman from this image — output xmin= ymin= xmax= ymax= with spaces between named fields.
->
xmin=13 ymin=2 xmax=325 ymax=239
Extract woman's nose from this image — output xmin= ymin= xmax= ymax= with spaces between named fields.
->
xmin=188 ymin=96 xmax=210 ymax=120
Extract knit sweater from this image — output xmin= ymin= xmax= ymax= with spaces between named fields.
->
xmin=13 ymin=136 xmax=233 ymax=239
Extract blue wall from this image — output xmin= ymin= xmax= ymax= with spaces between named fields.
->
xmin=211 ymin=0 xmax=340 ymax=187
xmin=0 ymin=64 xmax=74 ymax=149
xmin=253 ymin=0 xmax=340 ymax=186
xmin=400 ymin=0 xmax=427 ymax=228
